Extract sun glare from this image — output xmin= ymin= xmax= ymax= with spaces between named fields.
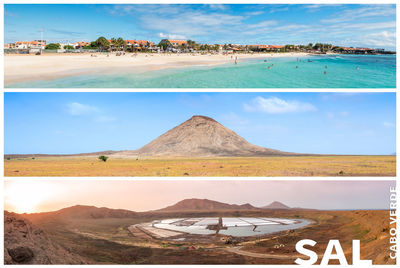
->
xmin=5 ymin=181 xmax=57 ymax=213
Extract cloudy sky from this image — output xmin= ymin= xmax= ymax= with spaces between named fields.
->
xmin=4 ymin=180 xmax=395 ymax=213
xmin=4 ymin=92 xmax=395 ymax=155
xmin=4 ymin=4 xmax=396 ymax=50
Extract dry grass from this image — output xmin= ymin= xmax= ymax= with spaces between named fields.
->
xmin=4 ymin=155 xmax=395 ymax=176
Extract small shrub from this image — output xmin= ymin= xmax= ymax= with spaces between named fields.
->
xmin=98 ymin=155 xmax=108 ymax=162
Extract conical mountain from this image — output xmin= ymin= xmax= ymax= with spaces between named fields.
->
xmin=261 ymin=201 xmax=291 ymax=209
xmin=115 ymin=115 xmax=292 ymax=157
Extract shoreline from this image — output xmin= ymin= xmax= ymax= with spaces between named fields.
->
xmin=5 ymin=52 xmax=312 ymax=85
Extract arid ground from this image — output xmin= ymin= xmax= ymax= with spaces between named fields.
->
xmin=4 ymin=155 xmax=395 ymax=177
xmin=5 ymin=206 xmax=395 ymax=264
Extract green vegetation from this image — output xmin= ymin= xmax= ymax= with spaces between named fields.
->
xmin=45 ymin=43 xmax=61 ymax=50
xmin=111 ymin=37 xmax=125 ymax=51
xmin=96 ymin=36 xmax=110 ymax=51
xmin=98 ymin=155 xmax=108 ymax=162
xmin=83 ymin=41 xmax=99 ymax=49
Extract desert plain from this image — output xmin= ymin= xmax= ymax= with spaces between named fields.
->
xmin=4 ymin=155 xmax=396 ymax=177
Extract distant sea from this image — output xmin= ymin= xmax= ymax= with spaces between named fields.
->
xmin=8 ymin=54 xmax=396 ymax=88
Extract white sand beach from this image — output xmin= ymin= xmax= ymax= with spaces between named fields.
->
xmin=4 ymin=52 xmax=311 ymax=85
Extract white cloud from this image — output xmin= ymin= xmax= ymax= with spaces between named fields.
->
xmin=104 ymin=4 xmax=395 ymax=49
xmin=66 ymin=102 xmax=116 ymax=123
xmin=209 ymin=4 xmax=228 ymax=11
xmin=5 ymin=11 xmax=18 ymax=17
xmin=158 ymin=32 xmax=187 ymax=40
xmin=66 ymin=102 xmax=98 ymax=116
xmin=246 ymin=11 xmax=265 ymax=16
xmin=321 ymin=5 xmax=395 ymax=24
xmin=269 ymin=7 xmax=289 ymax=13
xmin=247 ymin=20 xmax=278 ymax=29
xmin=383 ymin=121 xmax=395 ymax=128
xmin=244 ymin=97 xmax=317 ymax=114
xmin=361 ymin=31 xmax=395 ymax=48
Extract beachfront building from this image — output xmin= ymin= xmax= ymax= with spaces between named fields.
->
xmin=333 ymin=47 xmax=376 ymax=54
xmin=247 ymin=45 xmax=285 ymax=52
xmin=167 ymin=40 xmax=187 ymax=47
xmin=73 ymin=41 xmax=90 ymax=49
xmin=125 ymin=40 xmax=156 ymax=52
xmin=4 ymin=43 xmax=16 ymax=49
xmin=267 ymin=45 xmax=285 ymax=52
xmin=11 ymin=40 xmax=46 ymax=49
xmin=159 ymin=39 xmax=188 ymax=52
xmin=248 ymin=45 xmax=269 ymax=52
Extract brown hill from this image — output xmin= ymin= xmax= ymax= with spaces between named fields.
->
xmin=6 ymin=115 xmax=298 ymax=158
xmin=261 ymin=201 xmax=291 ymax=209
xmin=156 ymin=198 xmax=259 ymax=212
xmin=5 ymin=151 xmax=116 ymax=160
xmin=4 ymin=211 xmax=85 ymax=264
xmin=113 ymin=115 xmax=293 ymax=157
xmin=25 ymin=205 xmax=137 ymax=222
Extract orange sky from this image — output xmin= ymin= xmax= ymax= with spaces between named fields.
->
xmin=4 ymin=180 xmax=394 ymax=214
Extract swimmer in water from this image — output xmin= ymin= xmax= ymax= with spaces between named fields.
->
xmin=324 ymin=71 xmax=327 ymax=75
xmin=325 ymin=65 xmax=328 ymax=69
xmin=356 ymin=66 xmax=359 ymax=70
xmin=296 ymin=66 xmax=298 ymax=69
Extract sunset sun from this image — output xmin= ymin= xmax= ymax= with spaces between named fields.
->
xmin=5 ymin=181 xmax=56 ymax=213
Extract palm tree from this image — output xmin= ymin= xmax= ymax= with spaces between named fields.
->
xmin=110 ymin=38 xmax=116 ymax=51
xmin=158 ymin=40 xmax=170 ymax=52
xmin=96 ymin=36 xmax=110 ymax=52
xmin=116 ymin=37 xmax=125 ymax=51
xmin=146 ymin=41 xmax=151 ymax=52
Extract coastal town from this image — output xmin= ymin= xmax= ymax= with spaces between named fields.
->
xmin=4 ymin=37 xmax=394 ymax=55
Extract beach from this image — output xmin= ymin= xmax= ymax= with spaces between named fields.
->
xmin=4 ymin=52 xmax=311 ymax=85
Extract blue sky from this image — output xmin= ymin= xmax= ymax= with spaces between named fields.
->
xmin=4 ymin=92 xmax=395 ymax=155
xmin=4 ymin=4 xmax=396 ymax=50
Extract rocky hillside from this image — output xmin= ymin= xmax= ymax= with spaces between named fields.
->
xmin=4 ymin=211 xmax=86 ymax=264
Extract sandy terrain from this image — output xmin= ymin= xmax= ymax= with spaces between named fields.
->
xmin=4 ymin=155 xmax=395 ymax=177
xmin=4 ymin=52 xmax=311 ymax=85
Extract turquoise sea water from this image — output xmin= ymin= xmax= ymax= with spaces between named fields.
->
xmin=8 ymin=54 xmax=396 ymax=88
